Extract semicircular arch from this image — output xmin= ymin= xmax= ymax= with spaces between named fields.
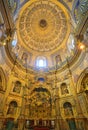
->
xmin=0 ymin=67 xmax=7 ymax=91
xmin=77 ymin=67 xmax=88 ymax=93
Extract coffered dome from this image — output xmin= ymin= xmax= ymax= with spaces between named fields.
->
xmin=17 ymin=0 xmax=70 ymax=52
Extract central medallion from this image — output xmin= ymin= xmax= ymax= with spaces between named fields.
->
xmin=39 ymin=19 xmax=47 ymax=28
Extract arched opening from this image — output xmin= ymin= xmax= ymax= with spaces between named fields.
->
xmin=63 ymin=102 xmax=73 ymax=116
xmin=60 ymin=83 xmax=69 ymax=95
xmin=36 ymin=56 xmax=47 ymax=68
xmin=77 ymin=67 xmax=88 ymax=100
xmin=7 ymin=101 xmax=18 ymax=115
xmin=63 ymin=102 xmax=77 ymax=130
xmin=13 ymin=81 xmax=21 ymax=93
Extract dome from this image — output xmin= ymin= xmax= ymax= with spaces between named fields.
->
xmin=6 ymin=0 xmax=79 ymax=74
xmin=18 ymin=0 xmax=70 ymax=52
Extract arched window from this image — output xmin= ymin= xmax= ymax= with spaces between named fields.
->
xmin=11 ymin=32 xmax=17 ymax=47
xmin=67 ymin=35 xmax=75 ymax=54
xmin=36 ymin=56 xmax=47 ymax=68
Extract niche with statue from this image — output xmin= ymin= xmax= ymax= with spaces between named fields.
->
xmin=7 ymin=101 xmax=18 ymax=115
xmin=63 ymin=102 xmax=77 ymax=130
xmin=60 ymin=82 xmax=69 ymax=95
xmin=63 ymin=102 xmax=73 ymax=117
xmin=21 ymin=52 xmax=28 ymax=64
xmin=13 ymin=80 xmax=21 ymax=94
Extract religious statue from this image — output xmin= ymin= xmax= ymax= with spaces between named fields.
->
xmin=13 ymin=81 xmax=21 ymax=93
xmin=7 ymin=101 xmax=17 ymax=115
xmin=63 ymin=102 xmax=73 ymax=117
xmin=61 ymin=83 xmax=69 ymax=95
xmin=21 ymin=52 xmax=28 ymax=64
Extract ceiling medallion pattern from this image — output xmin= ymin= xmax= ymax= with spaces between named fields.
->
xmin=18 ymin=0 xmax=69 ymax=52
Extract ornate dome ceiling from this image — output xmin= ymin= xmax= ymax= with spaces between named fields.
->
xmin=17 ymin=0 xmax=70 ymax=52
xmin=6 ymin=0 xmax=79 ymax=74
